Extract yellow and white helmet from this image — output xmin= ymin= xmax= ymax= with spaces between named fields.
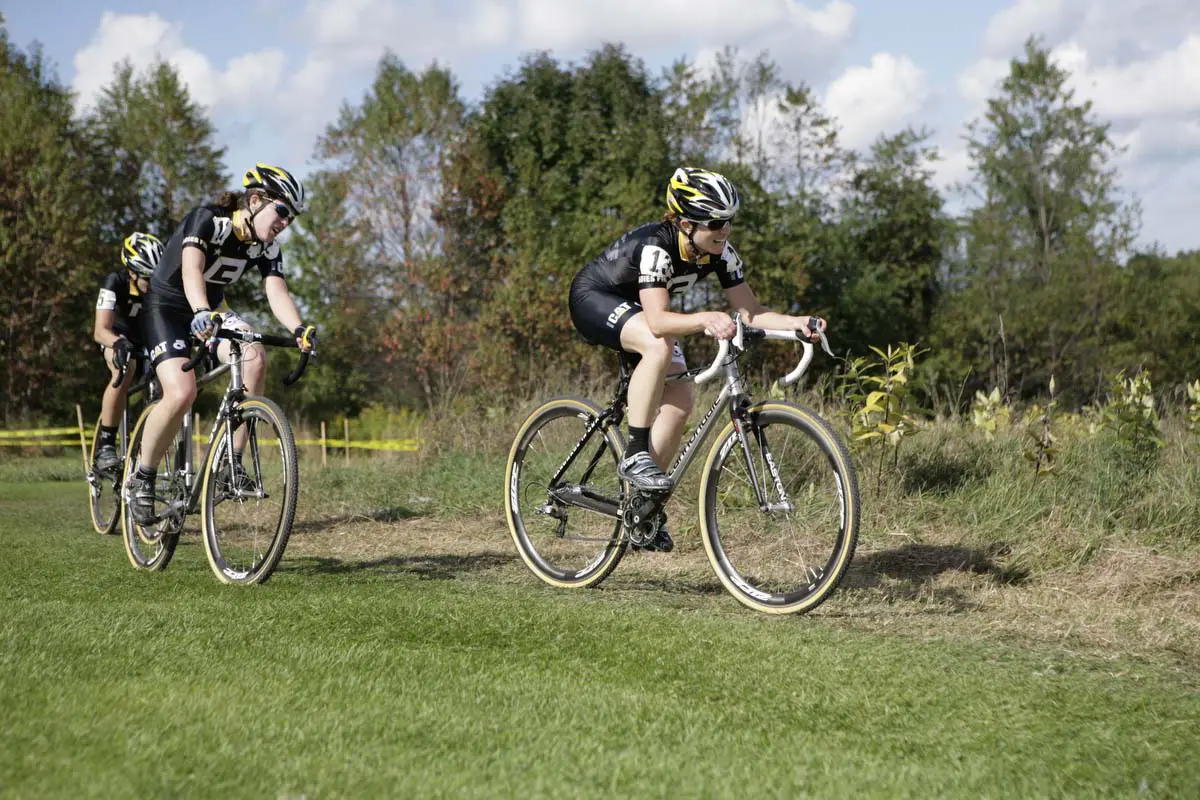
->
xmin=121 ymin=232 xmax=163 ymax=278
xmin=666 ymin=167 xmax=740 ymax=222
xmin=243 ymin=162 xmax=308 ymax=215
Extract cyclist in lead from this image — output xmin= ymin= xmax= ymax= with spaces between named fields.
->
xmin=569 ymin=167 xmax=826 ymax=551
xmin=91 ymin=232 xmax=162 ymax=472
xmin=125 ymin=163 xmax=317 ymax=525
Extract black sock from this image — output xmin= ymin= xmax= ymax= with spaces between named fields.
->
xmin=135 ymin=465 xmax=156 ymax=484
xmin=627 ymin=425 xmax=651 ymax=456
xmin=99 ymin=426 xmax=118 ymax=447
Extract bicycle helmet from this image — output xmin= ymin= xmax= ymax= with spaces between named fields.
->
xmin=243 ymin=162 xmax=308 ymax=215
xmin=121 ymin=232 xmax=164 ymax=278
xmin=666 ymin=167 xmax=739 ymax=221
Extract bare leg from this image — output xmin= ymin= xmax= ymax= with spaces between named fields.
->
xmin=99 ymin=348 xmax=134 ymax=427
xmin=650 ymin=366 xmax=694 ymax=470
xmin=618 ymin=313 xmax=674 ymax=430
xmin=138 ymin=358 xmax=196 ymax=469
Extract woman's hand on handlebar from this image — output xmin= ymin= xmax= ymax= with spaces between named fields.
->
xmin=293 ymin=324 xmax=318 ymax=354
xmin=191 ymin=309 xmax=222 ymax=342
xmin=697 ymin=311 xmax=737 ymax=340
xmin=796 ymin=315 xmax=826 ymax=342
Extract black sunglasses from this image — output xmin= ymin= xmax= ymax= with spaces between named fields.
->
xmin=273 ymin=202 xmax=295 ymax=220
xmin=690 ymin=218 xmax=732 ymax=231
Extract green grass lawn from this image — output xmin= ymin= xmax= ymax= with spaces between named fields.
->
xmin=2 ymin=463 xmax=1199 ymax=798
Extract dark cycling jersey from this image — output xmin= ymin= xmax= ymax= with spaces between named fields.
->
xmin=571 ymin=220 xmax=745 ymax=301
xmin=95 ymin=272 xmax=144 ymax=344
xmin=151 ymin=205 xmax=285 ymax=310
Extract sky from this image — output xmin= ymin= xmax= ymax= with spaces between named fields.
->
xmin=5 ymin=0 xmax=1200 ymax=253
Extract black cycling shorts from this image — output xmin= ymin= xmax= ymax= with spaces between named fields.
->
xmin=569 ymin=283 xmax=685 ymax=367
xmin=140 ymin=295 xmax=194 ymax=368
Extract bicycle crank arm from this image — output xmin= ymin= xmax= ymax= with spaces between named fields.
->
xmin=547 ymin=483 xmax=620 ymax=518
xmin=146 ymin=499 xmax=189 ymax=523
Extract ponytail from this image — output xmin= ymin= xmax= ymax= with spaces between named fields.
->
xmin=211 ymin=190 xmax=246 ymax=213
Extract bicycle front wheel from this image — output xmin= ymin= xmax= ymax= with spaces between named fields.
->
xmin=121 ymin=402 xmax=183 ymax=571
xmin=505 ymin=397 xmax=626 ymax=589
xmin=699 ymin=402 xmax=859 ymax=614
xmin=87 ymin=418 xmax=121 ymax=535
xmin=200 ymin=396 xmax=298 ymax=585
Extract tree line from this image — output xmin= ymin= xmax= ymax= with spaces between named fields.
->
xmin=3 ymin=14 xmax=1198 ymax=425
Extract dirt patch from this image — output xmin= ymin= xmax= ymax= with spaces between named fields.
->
xmin=279 ymin=510 xmax=1200 ymax=672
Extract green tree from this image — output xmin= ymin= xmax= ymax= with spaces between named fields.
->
xmin=283 ymin=170 xmax=383 ymax=418
xmin=315 ymin=54 xmax=476 ymax=409
xmin=0 ymin=23 xmax=104 ymax=422
xmin=933 ymin=37 xmax=1139 ymax=403
xmin=85 ymin=60 xmax=228 ymax=241
xmin=467 ymin=45 xmax=673 ymax=388
xmin=833 ymin=128 xmax=948 ymax=352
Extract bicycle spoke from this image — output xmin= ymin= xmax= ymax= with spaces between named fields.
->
xmin=202 ymin=398 xmax=297 ymax=585
xmin=702 ymin=405 xmax=859 ymax=614
xmin=506 ymin=399 xmax=626 ymax=588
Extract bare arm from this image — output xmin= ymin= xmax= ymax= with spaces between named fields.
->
xmin=640 ymin=287 xmax=737 ymax=339
xmin=93 ymin=309 xmax=121 ymax=347
xmin=263 ymin=274 xmax=304 ymax=333
xmin=725 ymin=283 xmax=824 ymax=337
xmin=181 ymin=247 xmax=210 ymax=312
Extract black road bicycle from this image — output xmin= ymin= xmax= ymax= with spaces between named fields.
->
xmin=121 ymin=327 xmax=311 ymax=585
xmin=85 ymin=350 xmax=160 ymax=535
xmin=505 ymin=315 xmax=860 ymax=615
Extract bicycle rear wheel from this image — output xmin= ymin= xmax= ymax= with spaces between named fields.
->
xmin=121 ymin=402 xmax=183 ymax=571
xmin=505 ymin=397 xmax=627 ymax=588
xmin=87 ymin=418 xmax=121 ymax=535
xmin=200 ymin=397 xmax=298 ymax=585
xmin=699 ymin=402 xmax=859 ymax=614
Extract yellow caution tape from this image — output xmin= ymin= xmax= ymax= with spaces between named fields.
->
xmin=190 ymin=436 xmax=419 ymax=452
xmin=306 ymin=439 xmax=421 ymax=452
xmin=0 ymin=427 xmax=81 ymax=439
xmin=0 ymin=439 xmax=80 ymax=447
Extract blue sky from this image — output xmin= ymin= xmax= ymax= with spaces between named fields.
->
xmin=6 ymin=1 xmax=1200 ymax=252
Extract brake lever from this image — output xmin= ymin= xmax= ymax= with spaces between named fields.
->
xmin=807 ymin=317 xmax=833 ymax=357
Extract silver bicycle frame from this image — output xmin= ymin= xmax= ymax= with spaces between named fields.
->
xmin=665 ymin=317 xmax=823 ymax=485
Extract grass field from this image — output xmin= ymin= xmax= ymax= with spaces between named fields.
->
xmin=3 ymin=420 xmax=1200 ymax=797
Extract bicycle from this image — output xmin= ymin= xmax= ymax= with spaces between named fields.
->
xmin=85 ymin=349 xmax=160 ymax=535
xmin=121 ymin=326 xmax=311 ymax=584
xmin=504 ymin=314 xmax=860 ymax=615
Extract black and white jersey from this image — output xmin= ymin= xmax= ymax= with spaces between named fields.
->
xmin=95 ymin=272 xmax=144 ymax=343
xmin=572 ymin=220 xmax=745 ymax=302
xmin=150 ymin=205 xmax=285 ymax=310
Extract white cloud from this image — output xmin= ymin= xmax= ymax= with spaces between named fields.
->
xmin=72 ymin=12 xmax=285 ymax=113
xmin=982 ymin=0 xmax=1072 ymax=56
xmin=1055 ymin=35 xmax=1200 ymax=119
xmin=298 ymin=0 xmax=853 ymax=78
xmin=509 ymin=0 xmax=853 ymax=52
xmin=955 ymin=57 xmax=1009 ymax=111
xmin=824 ymin=53 xmax=932 ymax=151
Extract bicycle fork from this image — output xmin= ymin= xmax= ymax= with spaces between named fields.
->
xmin=734 ymin=413 xmax=794 ymax=514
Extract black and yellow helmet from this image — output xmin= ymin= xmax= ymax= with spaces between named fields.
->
xmin=666 ymin=167 xmax=740 ymax=221
xmin=121 ymin=232 xmax=164 ymax=278
xmin=243 ymin=162 xmax=308 ymax=215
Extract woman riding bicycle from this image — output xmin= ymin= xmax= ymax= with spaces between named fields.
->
xmin=126 ymin=163 xmax=316 ymax=525
xmin=91 ymin=232 xmax=162 ymax=472
xmin=568 ymin=167 xmax=825 ymax=552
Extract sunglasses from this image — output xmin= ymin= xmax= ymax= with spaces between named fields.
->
xmin=273 ymin=202 xmax=296 ymax=220
xmin=689 ymin=218 xmax=733 ymax=231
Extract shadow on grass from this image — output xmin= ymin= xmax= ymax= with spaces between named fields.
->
xmin=290 ymin=505 xmax=423 ymax=536
xmin=900 ymin=448 xmax=993 ymax=496
xmin=603 ymin=573 xmax=728 ymax=598
xmin=841 ymin=542 xmax=1030 ymax=612
xmin=281 ymin=552 xmax=516 ymax=581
